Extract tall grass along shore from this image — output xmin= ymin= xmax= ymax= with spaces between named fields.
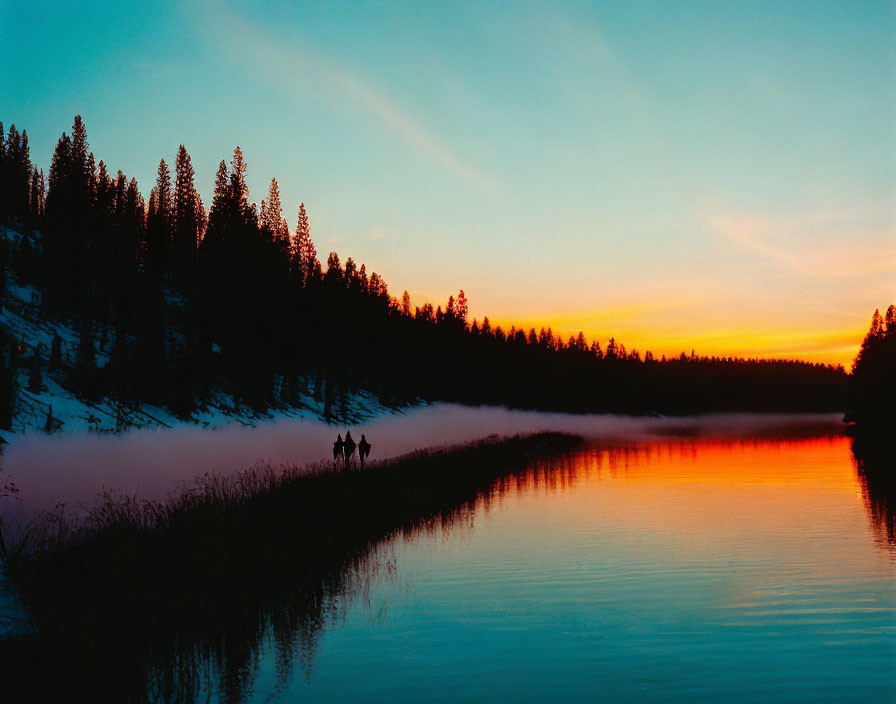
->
xmin=0 ymin=431 xmax=581 ymax=703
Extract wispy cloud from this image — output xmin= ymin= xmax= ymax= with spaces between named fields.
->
xmin=704 ymin=211 xmax=896 ymax=278
xmin=191 ymin=3 xmax=496 ymax=194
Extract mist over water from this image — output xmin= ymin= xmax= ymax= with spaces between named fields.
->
xmin=1 ymin=409 xmax=891 ymax=703
xmin=0 ymin=404 xmax=843 ymax=522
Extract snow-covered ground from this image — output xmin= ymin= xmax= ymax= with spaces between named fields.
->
xmin=0 ymin=223 xmax=396 ymax=437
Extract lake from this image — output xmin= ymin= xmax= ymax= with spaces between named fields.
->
xmin=1 ymin=421 xmax=893 ymax=703
xmin=191 ymin=431 xmax=895 ymax=703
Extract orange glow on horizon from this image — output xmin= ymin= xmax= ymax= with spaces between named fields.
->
xmin=480 ymin=314 xmax=864 ymax=367
xmin=399 ymin=287 xmax=873 ymax=368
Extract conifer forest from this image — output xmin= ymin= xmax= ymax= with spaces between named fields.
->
xmin=0 ymin=116 xmax=856 ymax=432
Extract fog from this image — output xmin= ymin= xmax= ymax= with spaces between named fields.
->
xmin=0 ymin=404 xmax=843 ymax=522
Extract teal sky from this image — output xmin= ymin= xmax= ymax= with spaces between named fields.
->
xmin=2 ymin=1 xmax=894 ymax=363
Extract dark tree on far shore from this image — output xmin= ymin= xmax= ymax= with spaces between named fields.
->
xmin=849 ymin=305 xmax=896 ymax=427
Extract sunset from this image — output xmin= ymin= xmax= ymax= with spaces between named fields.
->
xmin=0 ymin=2 xmax=894 ymax=702
xmin=4 ymin=1 xmax=893 ymax=364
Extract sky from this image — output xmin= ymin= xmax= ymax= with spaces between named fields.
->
xmin=2 ymin=0 xmax=894 ymax=365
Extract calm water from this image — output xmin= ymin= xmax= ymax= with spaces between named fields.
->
xmin=207 ymin=433 xmax=895 ymax=703
xmin=3 ymin=429 xmax=894 ymax=702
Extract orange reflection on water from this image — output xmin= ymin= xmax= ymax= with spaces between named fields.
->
xmin=575 ymin=436 xmax=856 ymax=489
xmin=480 ymin=434 xmax=894 ymax=567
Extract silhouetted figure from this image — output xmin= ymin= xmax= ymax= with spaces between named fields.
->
xmin=359 ymin=434 xmax=371 ymax=465
xmin=343 ymin=430 xmax=357 ymax=466
xmin=332 ymin=433 xmax=344 ymax=462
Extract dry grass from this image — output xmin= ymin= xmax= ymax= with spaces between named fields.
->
xmin=0 ymin=431 xmax=581 ymax=704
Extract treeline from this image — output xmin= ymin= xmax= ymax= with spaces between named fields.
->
xmin=848 ymin=306 xmax=896 ymax=428
xmin=0 ymin=115 xmax=848 ymax=428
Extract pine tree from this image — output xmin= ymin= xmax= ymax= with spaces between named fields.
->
xmin=291 ymin=202 xmax=316 ymax=286
xmin=849 ymin=305 xmax=896 ymax=426
xmin=85 ymin=150 xmax=96 ymax=206
xmin=3 ymin=125 xmax=31 ymax=218
xmin=122 ymin=177 xmax=144 ymax=274
xmin=29 ymin=166 xmax=45 ymax=217
xmin=91 ymin=159 xmax=116 ymax=313
xmin=112 ymin=171 xmax=126 ymax=225
xmin=144 ymin=158 xmax=172 ymax=277
xmin=17 ymin=128 xmax=31 ymax=217
xmin=173 ymin=145 xmax=201 ymax=281
xmin=230 ymin=146 xmax=248 ymax=210
xmin=68 ymin=116 xmax=93 ymax=230
xmin=325 ymin=252 xmax=342 ymax=285
xmin=368 ymin=272 xmax=386 ymax=299
xmin=0 ymin=122 xmax=5 ymax=217
xmin=455 ymin=290 xmax=469 ymax=326
xmin=358 ymin=263 xmax=368 ymax=293
xmin=45 ymin=132 xmax=72 ymax=224
xmin=261 ymin=177 xmax=289 ymax=250
xmin=42 ymin=116 xmax=96 ymax=316
xmin=194 ymin=191 xmax=206 ymax=242
xmin=606 ymin=338 xmax=618 ymax=359
xmin=853 ymin=309 xmax=884 ymax=373
xmin=344 ymin=257 xmax=357 ymax=288
xmin=70 ymin=115 xmax=89 ymax=186
xmin=203 ymin=160 xmax=230 ymax=253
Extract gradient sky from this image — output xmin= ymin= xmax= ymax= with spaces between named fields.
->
xmin=2 ymin=0 xmax=894 ymax=365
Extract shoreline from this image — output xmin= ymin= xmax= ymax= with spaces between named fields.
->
xmin=0 ymin=432 xmax=581 ymax=702
xmin=0 ymin=405 xmax=845 ymax=526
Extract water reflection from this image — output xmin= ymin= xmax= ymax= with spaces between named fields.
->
xmin=2 ymin=429 xmax=893 ymax=703
xmin=0 ymin=437 xmax=578 ymax=704
xmin=852 ymin=431 xmax=896 ymax=556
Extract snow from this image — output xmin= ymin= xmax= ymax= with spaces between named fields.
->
xmin=0 ymin=224 xmax=399 ymax=438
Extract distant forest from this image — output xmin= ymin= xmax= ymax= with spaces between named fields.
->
xmin=0 ymin=115 xmax=849 ymax=428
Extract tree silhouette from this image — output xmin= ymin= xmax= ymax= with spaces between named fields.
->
xmin=0 ymin=114 xmax=854 ymax=425
xmin=849 ymin=305 xmax=896 ymax=427
xmin=145 ymin=158 xmax=173 ymax=278
xmin=0 ymin=124 xmax=32 ymax=219
xmin=173 ymin=145 xmax=203 ymax=284
xmin=292 ymin=202 xmax=316 ymax=287
xmin=261 ymin=177 xmax=290 ymax=253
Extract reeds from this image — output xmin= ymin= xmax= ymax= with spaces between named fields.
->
xmin=0 ymin=431 xmax=580 ymax=704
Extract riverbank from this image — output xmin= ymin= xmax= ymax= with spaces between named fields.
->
xmin=0 ymin=405 xmax=845 ymax=528
xmin=0 ymin=431 xmax=580 ymax=703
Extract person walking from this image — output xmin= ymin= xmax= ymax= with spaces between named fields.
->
xmin=359 ymin=434 xmax=371 ymax=465
xmin=343 ymin=430 xmax=357 ymax=467
xmin=333 ymin=433 xmax=344 ymax=463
